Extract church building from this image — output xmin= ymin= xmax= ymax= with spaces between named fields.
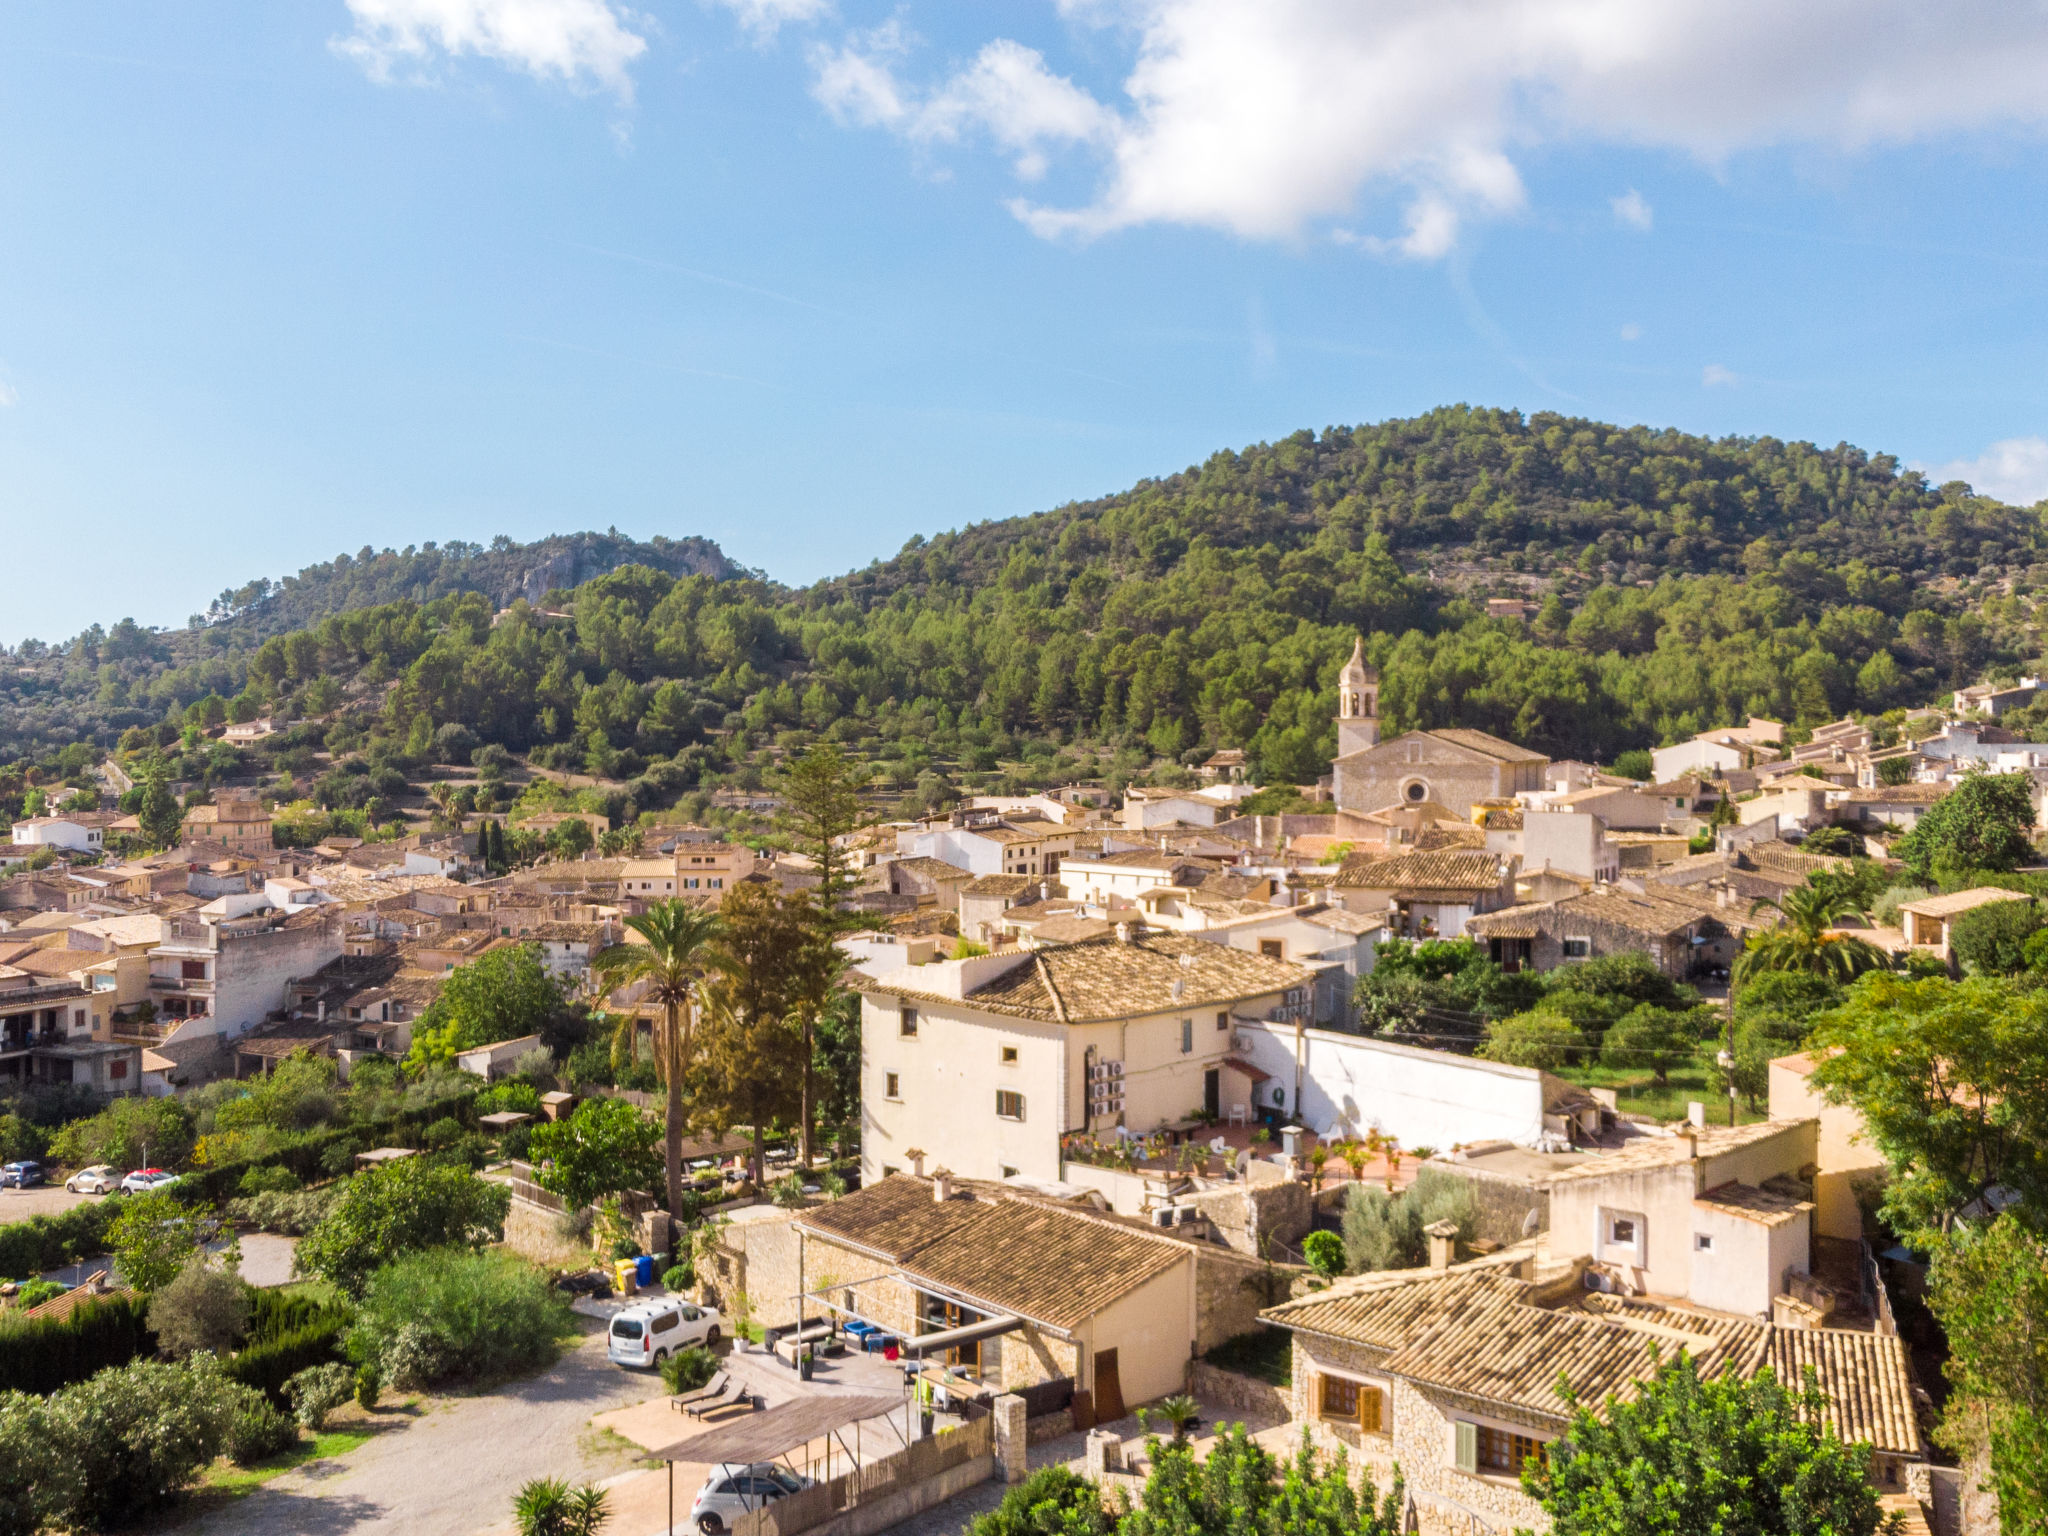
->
xmin=1329 ymin=637 xmax=1550 ymax=818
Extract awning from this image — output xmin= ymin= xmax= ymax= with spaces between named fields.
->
xmin=649 ymin=1392 xmax=902 ymax=1465
xmin=1220 ymin=1056 xmax=1271 ymax=1083
xmin=897 ymin=1313 xmax=1025 ymax=1357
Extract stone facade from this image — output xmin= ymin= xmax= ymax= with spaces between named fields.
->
xmin=1333 ymin=731 xmax=1548 ymax=820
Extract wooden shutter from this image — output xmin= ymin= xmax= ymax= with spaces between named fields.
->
xmin=1454 ymin=1420 xmax=1478 ymax=1474
xmin=1358 ymin=1385 xmax=1383 ymax=1434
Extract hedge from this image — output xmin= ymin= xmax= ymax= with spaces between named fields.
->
xmin=174 ymin=1089 xmax=480 ymax=1206
xmin=0 ymin=1293 xmax=153 ymax=1396
xmin=0 ymin=1200 xmax=120 ymax=1282
xmin=226 ymin=1320 xmax=348 ymax=1404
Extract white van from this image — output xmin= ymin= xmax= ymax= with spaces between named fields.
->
xmin=607 ymin=1299 xmax=724 ymax=1369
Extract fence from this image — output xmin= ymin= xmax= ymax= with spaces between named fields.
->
xmin=730 ymin=1416 xmax=994 ymax=1536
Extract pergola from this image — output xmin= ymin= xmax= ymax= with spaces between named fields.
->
xmin=648 ymin=1393 xmax=905 ymax=1533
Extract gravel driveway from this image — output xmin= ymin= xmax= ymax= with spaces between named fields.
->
xmin=177 ymin=1318 xmax=665 ymax=1536
xmin=0 ymin=1183 xmax=101 ymax=1224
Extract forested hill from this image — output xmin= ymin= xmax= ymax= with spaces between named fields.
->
xmin=5 ymin=407 xmax=2045 ymax=786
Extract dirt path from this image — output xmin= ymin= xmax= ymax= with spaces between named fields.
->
xmin=177 ymin=1322 xmax=663 ymax=1536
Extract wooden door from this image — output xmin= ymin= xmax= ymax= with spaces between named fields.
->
xmin=1203 ymin=1068 xmax=1220 ymax=1120
xmin=1093 ymin=1348 xmax=1124 ymax=1424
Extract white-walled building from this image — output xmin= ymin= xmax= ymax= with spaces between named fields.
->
xmin=9 ymin=816 xmax=104 ymax=855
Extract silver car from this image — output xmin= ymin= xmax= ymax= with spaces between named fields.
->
xmin=605 ymin=1299 xmax=723 ymax=1369
xmin=687 ymin=1462 xmax=812 ymax=1534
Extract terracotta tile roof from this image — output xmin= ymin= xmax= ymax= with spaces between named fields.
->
xmin=1899 ymin=887 xmax=2033 ymax=920
xmin=1696 ymin=1181 xmax=1813 ymax=1227
xmin=24 ymin=1282 xmax=134 ymax=1321
xmin=955 ymin=930 xmax=1311 ymax=1024
xmin=797 ymin=1175 xmax=1187 ymax=1332
xmin=890 ymin=856 xmax=975 ymax=881
xmin=1545 ymin=1120 xmax=1806 ymax=1183
xmin=1413 ymin=823 xmax=1489 ymax=851
xmin=1842 ymin=784 xmax=1951 ymax=804
xmin=1268 ymin=1265 xmax=1922 ymax=1453
xmin=962 ymin=875 xmax=1036 ymax=898
xmin=1331 ymin=849 xmax=1509 ymax=894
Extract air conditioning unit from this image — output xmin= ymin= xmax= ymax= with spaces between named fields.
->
xmin=1232 ymin=1030 xmax=1253 ymax=1052
xmin=1175 ymin=1207 xmax=1204 ymax=1227
xmin=1583 ymin=1268 xmax=1614 ymax=1294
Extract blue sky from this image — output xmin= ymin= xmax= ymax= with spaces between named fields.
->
xmin=5 ymin=0 xmax=2048 ymax=646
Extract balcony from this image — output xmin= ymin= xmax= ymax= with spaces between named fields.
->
xmin=150 ymin=975 xmax=214 ymax=992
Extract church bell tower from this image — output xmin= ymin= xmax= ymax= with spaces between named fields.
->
xmin=1336 ymin=636 xmax=1380 ymax=758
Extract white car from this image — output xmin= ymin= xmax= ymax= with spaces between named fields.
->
xmin=606 ymin=1298 xmax=723 ymax=1369
xmin=118 ymin=1169 xmax=179 ymax=1194
xmin=66 ymin=1165 xmax=121 ymax=1194
xmin=688 ymin=1462 xmax=812 ymax=1534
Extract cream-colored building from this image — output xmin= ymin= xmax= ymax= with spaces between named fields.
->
xmin=1895 ymin=886 xmax=2031 ymax=961
xmin=182 ymin=792 xmax=274 ymax=854
xmin=855 ymin=930 xmax=1314 ymax=1185
xmin=1769 ymin=1051 xmax=1888 ymax=1242
xmin=672 ymin=840 xmax=757 ymax=893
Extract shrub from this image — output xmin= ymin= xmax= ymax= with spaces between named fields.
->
xmin=771 ymin=1172 xmax=806 ymax=1207
xmin=0 ymin=1200 xmax=119 ymax=1280
xmin=354 ymin=1363 xmax=381 ymax=1410
xmin=0 ymin=1291 xmax=154 ymax=1396
xmin=1301 ymin=1230 xmax=1344 ymax=1280
xmin=149 ymin=1255 xmax=250 ymax=1358
xmin=662 ymin=1261 xmax=694 ymax=1294
xmin=659 ymin=1344 xmax=717 ymax=1394
xmin=1341 ymin=1168 xmax=1478 ymax=1274
xmin=1953 ymin=898 xmax=2044 ymax=975
xmin=285 ymin=1361 xmax=356 ymax=1430
xmin=224 ymin=1387 xmax=299 ymax=1466
xmin=966 ymin=1465 xmax=1112 ymax=1536
xmin=511 ymin=1047 xmax=557 ymax=1086
xmin=229 ymin=1184 xmax=345 ymax=1235
xmin=0 ymin=1389 xmax=50 ymax=1536
xmin=513 ymin=1477 xmax=612 ymax=1536
xmin=349 ymin=1249 xmax=569 ymax=1390
xmin=502 ymin=1123 xmax=534 ymax=1162
xmin=8 ymin=1281 xmax=61 ymax=1310
xmin=296 ymin=1158 xmax=510 ymax=1297
xmin=477 ymin=1081 xmax=542 ymax=1116
xmin=239 ymin=1163 xmax=303 ymax=1196
xmin=423 ymin=1116 xmax=464 ymax=1151
xmin=44 ymin=1353 xmax=237 ymax=1528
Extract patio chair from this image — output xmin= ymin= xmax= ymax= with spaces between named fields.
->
xmin=685 ymin=1377 xmax=759 ymax=1419
xmin=669 ymin=1369 xmax=730 ymax=1413
xmin=1227 ymin=1104 xmax=1249 ymax=1128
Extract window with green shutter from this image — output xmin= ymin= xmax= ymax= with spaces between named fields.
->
xmin=1454 ymin=1420 xmax=1478 ymax=1474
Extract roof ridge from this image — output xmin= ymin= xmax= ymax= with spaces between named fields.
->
xmin=1035 ymin=952 xmax=1068 ymax=1024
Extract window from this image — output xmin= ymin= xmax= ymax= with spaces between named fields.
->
xmin=1259 ymin=939 xmax=1284 ymax=959
xmin=1561 ymin=937 xmax=1591 ymax=959
xmin=1001 ymin=1165 xmax=1019 ymax=1178
xmin=109 ymin=1059 xmax=127 ymax=1079
xmin=1319 ymin=1374 xmax=1384 ymax=1432
xmin=1609 ymin=1217 xmax=1636 ymax=1245
xmin=1476 ymin=1425 xmax=1546 ymax=1475
xmin=884 ymin=1072 xmax=901 ymax=1099
xmin=900 ymin=1007 xmax=919 ymax=1038
xmin=1181 ymin=1018 xmax=1193 ymax=1053
xmin=996 ymin=1089 xmax=1024 ymax=1120
xmin=652 ymin=1311 xmax=679 ymax=1334
xmin=1694 ymin=1232 xmax=1715 ymax=1252
xmin=1001 ymin=1046 xmax=1018 ymax=1064
xmin=1405 ymin=781 xmax=1427 ymax=802
xmin=1216 ymin=1011 xmax=1229 ymax=1031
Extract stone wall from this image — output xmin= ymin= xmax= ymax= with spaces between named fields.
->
xmin=1189 ymin=1361 xmax=1289 ymax=1423
xmin=1184 ymin=1178 xmax=1312 ymax=1257
xmin=1388 ymin=1379 xmax=1547 ymax=1535
xmin=1192 ymin=1245 xmax=1290 ymax=1354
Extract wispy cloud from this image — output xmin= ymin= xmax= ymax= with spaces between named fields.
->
xmin=1926 ymin=436 xmax=2048 ymax=504
xmin=708 ymin=0 xmax=832 ymax=43
xmin=1702 ymin=363 xmax=1738 ymax=387
xmin=1619 ymin=322 xmax=1642 ymax=341
xmin=1611 ymin=189 xmax=1653 ymax=231
xmin=0 ymin=381 xmax=17 ymax=408
xmin=333 ymin=0 xmax=646 ymax=98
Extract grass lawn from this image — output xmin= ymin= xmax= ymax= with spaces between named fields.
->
xmin=1550 ymin=1043 xmax=1766 ymax=1126
xmin=198 ymin=1428 xmax=374 ymax=1497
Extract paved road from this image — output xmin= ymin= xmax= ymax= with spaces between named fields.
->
xmin=0 ymin=1184 xmax=100 ymax=1224
xmin=177 ymin=1320 xmax=664 ymax=1536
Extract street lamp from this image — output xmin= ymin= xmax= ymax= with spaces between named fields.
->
xmin=1714 ymin=1049 xmax=1736 ymax=1127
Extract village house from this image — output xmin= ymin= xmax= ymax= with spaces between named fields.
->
xmin=0 ymin=968 xmax=143 ymax=1094
xmin=882 ymin=855 xmax=979 ymax=908
xmin=180 ymin=791 xmax=274 ymax=854
xmin=1895 ymin=886 xmax=2032 ymax=963
xmin=1057 ymin=849 xmax=1223 ymax=911
xmin=1327 ymin=849 xmax=1517 ymax=939
xmin=10 ymin=813 xmax=110 ymax=856
xmin=854 ymin=929 xmax=1314 ymax=1185
xmin=146 ymin=905 xmax=344 ymax=1038
xmin=908 ymin=809 xmax=1076 ymax=879
xmin=1120 ymin=788 xmax=1223 ymax=832
xmin=1464 ymin=884 xmax=1751 ymax=978
xmin=1648 ymin=719 xmax=1785 ymax=783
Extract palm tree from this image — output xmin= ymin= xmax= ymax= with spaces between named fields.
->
xmin=590 ymin=901 xmax=727 ymax=1229
xmin=428 ymin=781 xmax=460 ymax=835
xmin=1734 ymin=875 xmax=1891 ymax=985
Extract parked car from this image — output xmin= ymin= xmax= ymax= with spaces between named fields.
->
xmin=119 ymin=1169 xmax=178 ymax=1194
xmin=607 ymin=1298 xmax=724 ymax=1369
xmin=688 ymin=1462 xmax=812 ymax=1534
xmin=0 ymin=1162 xmax=43 ymax=1189
xmin=65 ymin=1164 xmax=121 ymax=1194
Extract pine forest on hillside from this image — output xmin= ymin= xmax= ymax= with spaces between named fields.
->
xmin=7 ymin=406 xmax=2048 ymax=826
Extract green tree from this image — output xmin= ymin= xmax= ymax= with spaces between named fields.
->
xmin=548 ymin=817 xmax=594 ymax=859
xmin=1601 ymin=1004 xmax=1704 ymax=1085
xmin=1895 ymin=771 xmax=2037 ymax=883
xmin=107 ymin=1190 xmax=208 ymax=1292
xmin=1927 ymin=1215 xmax=2048 ymax=1536
xmin=148 ymin=1253 xmax=250 ymax=1356
xmin=42 ymin=1355 xmax=239 ymax=1528
xmin=1480 ymin=1008 xmax=1587 ymax=1070
xmin=1520 ymin=1351 xmax=1900 ymax=1536
xmin=46 ymin=1093 xmax=195 ymax=1171
xmin=526 ymin=1098 xmax=663 ymax=1211
xmin=135 ymin=754 xmax=183 ymax=849
xmin=1809 ymin=973 xmax=2048 ymax=1234
xmin=1950 ymin=897 xmax=2044 ymax=975
xmin=1269 ymin=1432 xmax=1405 ymax=1536
xmin=964 ymin=1465 xmax=1111 ymax=1536
xmin=1734 ymin=874 xmax=1890 ymax=986
xmin=1340 ymin=1167 xmax=1476 ymax=1274
xmin=295 ymin=1157 xmax=510 ymax=1296
xmin=777 ymin=744 xmax=870 ymax=913
xmin=589 ymin=900 xmax=725 ymax=1225
xmin=403 ymin=944 xmax=567 ymax=1074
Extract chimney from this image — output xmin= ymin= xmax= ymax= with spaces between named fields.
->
xmin=1115 ymin=922 xmax=1134 ymax=945
xmin=906 ymin=1148 xmax=926 ymax=1178
xmin=932 ymin=1168 xmax=954 ymax=1202
xmin=1424 ymin=1219 xmax=1460 ymax=1271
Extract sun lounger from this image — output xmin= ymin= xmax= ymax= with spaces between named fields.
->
xmin=685 ymin=1377 xmax=758 ymax=1419
xmin=669 ymin=1369 xmax=730 ymax=1412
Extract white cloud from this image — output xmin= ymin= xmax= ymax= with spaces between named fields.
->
xmin=1619 ymin=322 xmax=1641 ymax=341
xmin=1701 ymin=363 xmax=1737 ymax=387
xmin=710 ymin=0 xmax=831 ymax=41
xmin=1611 ymin=188 xmax=1652 ymax=230
xmin=0 ymin=381 xmax=16 ymax=408
xmin=814 ymin=1 xmax=2048 ymax=254
xmin=334 ymin=0 xmax=647 ymax=96
xmin=1928 ymin=436 xmax=2048 ymax=505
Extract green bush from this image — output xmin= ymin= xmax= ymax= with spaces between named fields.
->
xmin=354 ymin=1363 xmax=381 ymax=1410
xmin=228 ymin=1183 xmax=345 ymax=1235
xmin=0 ymin=1291 xmax=154 ymax=1396
xmin=1301 ymin=1230 xmax=1344 ymax=1280
xmin=661 ymin=1261 xmax=694 ymax=1293
xmin=228 ymin=1293 xmax=352 ymax=1405
xmin=423 ymin=1116 xmax=463 ymax=1150
xmin=659 ymin=1344 xmax=717 ymax=1394
xmin=285 ymin=1361 xmax=356 ymax=1429
xmin=0 ymin=1199 xmax=119 ymax=1280
xmin=239 ymin=1163 xmax=303 ymax=1196
xmin=44 ymin=1354 xmax=237 ymax=1528
xmin=224 ymin=1387 xmax=299 ymax=1466
xmin=0 ymin=1388 xmax=49 ymax=1536
xmin=7 ymin=1281 xmax=61 ymax=1310
xmin=149 ymin=1255 xmax=250 ymax=1357
xmin=770 ymin=1172 xmax=806 ymax=1207
xmin=46 ymin=1094 xmax=195 ymax=1174
xmin=502 ymin=1122 xmax=534 ymax=1161
xmin=476 ymin=1081 xmax=542 ymax=1116
xmin=965 ymin=1466 xmax=1111 ymax=1536
xmin=296 ymin=1158 xmax=510 ymax=1297
xmin=349 ymin=1249 xmax=569 ymax=1390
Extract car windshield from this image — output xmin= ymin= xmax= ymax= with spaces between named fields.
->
xmin=611 ymin=1319 xmax=644 ymax=1340
xmin=766 ymin=1469 xmax=807 ymax=1491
